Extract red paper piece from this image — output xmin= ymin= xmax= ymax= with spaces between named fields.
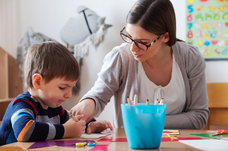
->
xmin=89 ymin=144 xmax=109 ymax=151
xmin=98 ymin=138 xmax=127 ymax=142
xmin=163 ymin=131 xmax=174 ymax=133
xmin=98 ymin=137 xmax=202 ymax=144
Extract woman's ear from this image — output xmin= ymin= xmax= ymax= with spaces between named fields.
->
xmin=163 ymin=32 xmax=170 ymax=43
xmin=32 ymin=73 xmax=43 ymax=90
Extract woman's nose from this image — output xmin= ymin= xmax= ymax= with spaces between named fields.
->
xmin=130 ymin=42 xmax=140 ymax=52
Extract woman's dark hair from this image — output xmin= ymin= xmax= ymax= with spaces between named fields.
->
xmin=126 ymin=0 xmax=178 ymax=46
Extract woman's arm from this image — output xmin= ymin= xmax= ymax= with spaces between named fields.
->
xmin=71 ymin=46 xmax=125 ymax=122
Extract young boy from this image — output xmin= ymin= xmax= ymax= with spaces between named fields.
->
xmin=0 ymin=41 xmax=112 ymax=146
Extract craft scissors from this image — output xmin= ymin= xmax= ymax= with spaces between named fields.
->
xmin=212 ymin=129 xmax=228 ymax=136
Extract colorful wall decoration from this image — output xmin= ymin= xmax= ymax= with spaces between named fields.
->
xmin=186 ymin=0 xmax=228 ymax=60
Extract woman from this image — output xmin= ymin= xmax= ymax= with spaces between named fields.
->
xmin=71 ymin=0 xmax=209 ymax=129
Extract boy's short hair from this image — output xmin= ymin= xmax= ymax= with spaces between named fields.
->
xmin=24 ymin=41 xmax=80 ymax=89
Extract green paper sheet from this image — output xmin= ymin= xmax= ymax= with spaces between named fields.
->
xmin=190 ymin=133 xmax=228 ymax=139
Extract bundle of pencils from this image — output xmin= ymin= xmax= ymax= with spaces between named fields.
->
xmin=154 ymin=98 xmax=164 ymax=105
xmin=127 ymin=94 xmax=138 ymax=105
xmin=127 ymin=94 xmax=165 ymax=105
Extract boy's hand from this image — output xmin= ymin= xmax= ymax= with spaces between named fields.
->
xmin=63 ymin=115 xmax=86 ymax=138
xmin=86 ymin=120 xmax=113 ymax=134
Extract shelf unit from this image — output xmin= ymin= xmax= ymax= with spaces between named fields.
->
xmin=0 ymin=46 xmax=22 ymax=121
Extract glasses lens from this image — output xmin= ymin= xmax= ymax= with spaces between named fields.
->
xmin=120 ymin=28 xmax=148 ymax=51
xmin=135 ymin=42 xmax=147 ymax=51
xmin=121 ymin=34 xmax=148 ymax=51
xmin=121 ymin=34 xmax=132 ymax=43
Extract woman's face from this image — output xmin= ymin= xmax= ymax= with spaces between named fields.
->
xmin=125 ymin=24 xmax=165 ymax=62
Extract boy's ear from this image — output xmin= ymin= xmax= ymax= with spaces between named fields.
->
xmin=32 ymin=73 xmax=43 ymax=89
xmin=163 ymin=32 xmax=170 ymax=43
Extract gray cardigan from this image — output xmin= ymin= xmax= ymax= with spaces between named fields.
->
xmin=80 ymin=41 xmax=209 ymax=129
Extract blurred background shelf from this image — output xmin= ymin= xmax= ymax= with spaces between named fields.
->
xmin=0 ymin=46 xmax=22 ymax=122
xmin=0 ymin=98 xmax=14 ymax=103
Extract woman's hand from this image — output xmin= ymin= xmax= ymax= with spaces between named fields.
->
xmin=70 ymin=99 xmax=95 ymax=123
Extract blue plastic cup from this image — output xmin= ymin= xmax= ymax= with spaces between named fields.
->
xmin=121 ymin=103 xmax=166 ymax=149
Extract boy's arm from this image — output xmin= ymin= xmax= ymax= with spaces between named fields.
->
xmin=12 ymin=101 xmax=64 ymax=142
xmin=59 ymin=107 xmax=70 ymax=124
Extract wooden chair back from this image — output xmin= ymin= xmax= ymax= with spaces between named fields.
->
xmin=204 ymin=83 xmax=228 ymax=129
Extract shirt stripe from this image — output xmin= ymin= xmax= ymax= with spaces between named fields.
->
xmin=11 ymin=109 xmax=34 ymax=127
xmin=17 ymin=120 xmax=33 ymax=141
xmin=46 ymin=123 xmax=56 ymax=140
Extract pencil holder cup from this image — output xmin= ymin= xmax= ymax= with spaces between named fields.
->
xmin=121 ymin=103 xmax=166 ymax=149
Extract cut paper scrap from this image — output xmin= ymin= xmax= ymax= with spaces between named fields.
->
xmin=161 ymin=137 xmax=202 ymax=142
xmin=163 ymin=130 xmax=179 ymax=135
xmin=27 ymin=139 xmax=95 ymax=149
xmin=98 ymin=138 xmax=127 ymax=142
xmin=89 ymin=144 xmax=109 ymax=151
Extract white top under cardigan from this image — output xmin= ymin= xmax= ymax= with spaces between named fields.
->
xmin=138 ymin=54 xmax=186 ymax=115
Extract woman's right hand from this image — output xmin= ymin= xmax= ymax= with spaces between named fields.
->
xmin=70 ymin=99 xmax=96 ymax=123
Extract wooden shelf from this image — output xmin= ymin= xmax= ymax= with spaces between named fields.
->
xmin=0 ymin=98 xmax=14 ymax=103
xmin=0 ymin=46 xmax=22 ymax=120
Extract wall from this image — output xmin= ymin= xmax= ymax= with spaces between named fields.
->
xmin=0 ymin=0 xmax=21 ymax=58
xmin=1 ymin=0 xmax=228 ymax=125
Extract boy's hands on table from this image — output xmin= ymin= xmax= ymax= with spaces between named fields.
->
xmin=63 ymin=114 xmax=86 ymax=138
xmin=86 ymin=120 xmax=113 ymax=134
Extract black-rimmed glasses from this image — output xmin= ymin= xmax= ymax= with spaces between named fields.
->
xmin=120 ymin=27 xmax=164 ymax=51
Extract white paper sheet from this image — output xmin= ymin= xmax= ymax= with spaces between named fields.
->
xmin=179 ymin=139 xmax=228 ymax=151
xmin=80 ymin=133 xmax=111 ymax=138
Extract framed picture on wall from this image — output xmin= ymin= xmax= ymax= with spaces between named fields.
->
xmin=186 ymin=0 xmax=228 ymax=60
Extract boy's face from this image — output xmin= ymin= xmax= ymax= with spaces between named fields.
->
xmin=36 ymin=77 xmax=77 ymax=109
